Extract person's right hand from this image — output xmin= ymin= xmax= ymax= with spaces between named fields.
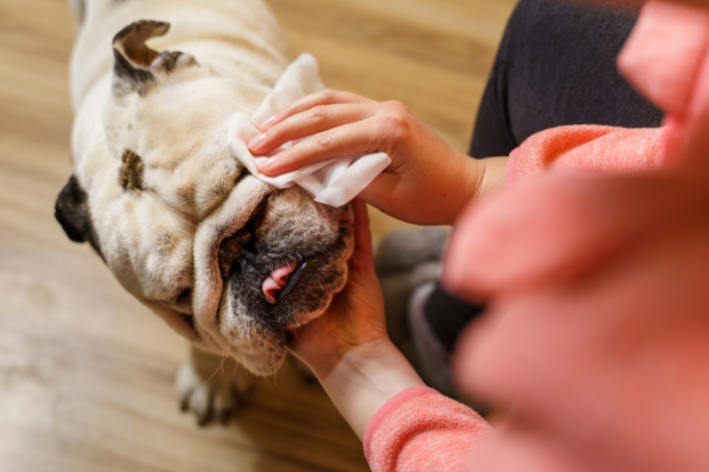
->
xmin=247 ymin=89 xmax=507 ymax=225
xmin=288 ymin=199 xmax=425 ymax=439
xmin=288 ymin=198 xmax=390 ymax=372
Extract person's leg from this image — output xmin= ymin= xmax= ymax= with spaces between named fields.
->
xmin=423 ymin=0 xmax=665 ymax=365
xmin=471 ymin=0 xmax=664 ymax=158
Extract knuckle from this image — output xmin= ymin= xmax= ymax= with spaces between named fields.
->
xmin=320 ymin=88 xmax=337 ymax=101
xmin=308 ymin=105 xmax=328 ymax=122
xmin=276 ymin=150 xmax=296 ymax=167
xmin=314 ymin=131 xmax=333 ymax=150
xmin=376 ymin=102 xmax=414 ymax=151
xmin=384 ymin=100 xmax=411 ymax=116
xmin=378 ymin=110 xmax=409 ymax=137
xmin=268 ymin=122 xmax=284 ymax=138
xmin=266 ymin=123 xmax=290 ymax=143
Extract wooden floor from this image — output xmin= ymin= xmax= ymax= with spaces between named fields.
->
xmin=0 ymin=0 xmax=516 ymax=470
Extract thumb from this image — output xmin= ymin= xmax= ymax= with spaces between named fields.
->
xmin=347 ymin=198 xmax=375 ymax=276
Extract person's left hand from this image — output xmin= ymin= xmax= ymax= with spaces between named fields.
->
xmin=246 ymin=89 xmax=507 ymax=225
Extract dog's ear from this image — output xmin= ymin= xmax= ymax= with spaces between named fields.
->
xmin=55 ymin=174 xmax=103 ymax=258
xmin=112 ymin=20 xmax=170 ymax=96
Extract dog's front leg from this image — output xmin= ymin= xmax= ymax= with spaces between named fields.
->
xmin=175 ymin=345 xmax=252 ymax=425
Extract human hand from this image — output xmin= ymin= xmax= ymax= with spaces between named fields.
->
xmin=288 ymin=199 xmax=425 ymax=439
xmin=441 ymin=168 xmax=709 ymax=470
xmin=247 ymin=89 xmax=507 ymax=225
xmin=288 ymin=198 xmax=389 ymax=373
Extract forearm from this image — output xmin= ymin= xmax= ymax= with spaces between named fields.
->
xmin=309 ymin=340 xmax=425 ymax=440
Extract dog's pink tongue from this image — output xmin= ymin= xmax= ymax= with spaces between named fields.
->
xmin=263 ymin=261 xmax=298 ymax=304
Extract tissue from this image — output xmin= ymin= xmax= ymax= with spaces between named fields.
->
xmin=228 ymin=53 xmax=391 ymax=207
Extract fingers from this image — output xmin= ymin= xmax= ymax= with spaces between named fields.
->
xmin=441 ymin=170 xmax=675 ymax=302
xmin=249 ymin=104 xmax=377 ymax=156
xmin=259 ymin=89 xmax=373 ymax=132
xmin=257 ymin=118 xmax=384 ymax=176
xmin=351 ymin=198 xmax=373 ymax=257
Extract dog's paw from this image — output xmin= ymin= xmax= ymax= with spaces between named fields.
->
xmin=175 ymin=359 xmax=251 ymax=426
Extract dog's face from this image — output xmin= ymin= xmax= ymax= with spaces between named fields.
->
xmin=56 ymin=21 xmax=354 ymax=375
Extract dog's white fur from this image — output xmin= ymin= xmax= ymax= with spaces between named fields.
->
xmin=65 ymin=0 xmax=354 ymax=419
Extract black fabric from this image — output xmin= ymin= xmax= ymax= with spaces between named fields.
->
xmin=425 ymin=0 xmax=665 ymax=354
xmin=470 ymin=0 xmax=664 ymax=158
xmin=424 ymin=285 xmax=485 ymax=353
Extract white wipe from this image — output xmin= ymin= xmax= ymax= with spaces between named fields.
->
xmin=228 ymin=53 xmax=391 ymax=207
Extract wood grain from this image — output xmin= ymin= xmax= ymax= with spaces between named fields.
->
xmin=0 ymin=0 xmax=515 ymax=470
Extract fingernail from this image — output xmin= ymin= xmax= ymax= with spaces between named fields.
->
xmin=258 ymin=157 xmax=278 ymax=173
xmin=248 ymin=133 xmax=267 ymax=150
xmin=260 ymin=116 xmax=277 ymax=130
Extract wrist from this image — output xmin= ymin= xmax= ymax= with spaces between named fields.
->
xmin=313 ymin=339 xmax=425 ymax=440
xmin=438 ymin=155 xmax=509 ymax=224
xmin=439 ymin=152 xmax=485 ymax=224
xmin=476 ymin=156 xmax=509 ymax=197
xmin=307 ymin=336 xmax=396 ymax=379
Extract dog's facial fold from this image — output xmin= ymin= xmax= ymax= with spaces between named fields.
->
xmin=218 ymin=196 xmax=270 ymax=280
xmin=219 ymin=190 xmax=353 ymax=342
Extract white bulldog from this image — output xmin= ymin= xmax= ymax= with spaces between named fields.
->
xmin=57 ymin=0 xmax=354 ymax=423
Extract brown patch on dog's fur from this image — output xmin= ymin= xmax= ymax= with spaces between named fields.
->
xmin=119 ymin=149 xmax=145 ymax=192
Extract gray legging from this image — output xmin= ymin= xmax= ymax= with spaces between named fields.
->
xmin=425 ymin=0 xmax=664 ymax=353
